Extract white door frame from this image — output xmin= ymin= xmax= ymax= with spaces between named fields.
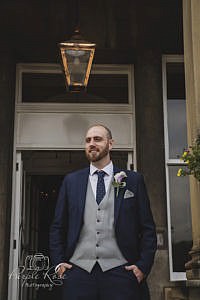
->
xmin=8 ymin=63 xmax=137 ymax=300
xmin=8 ymin=152 xmax=23 ymax=300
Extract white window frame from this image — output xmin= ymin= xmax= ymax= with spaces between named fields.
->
xmin=162 ymin=54 xmax=189 ymax=281
xmin=15 ymin=63 xmax=134 ymax=105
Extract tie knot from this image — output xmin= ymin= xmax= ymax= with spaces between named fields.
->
xmin=96 ymin=170 xmax=106 ymax=178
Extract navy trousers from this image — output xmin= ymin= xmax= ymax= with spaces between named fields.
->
xmin=62 ymin=263 xmax=142 ymax=300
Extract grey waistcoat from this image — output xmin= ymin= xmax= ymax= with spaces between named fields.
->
xmin=69 ymin=179 xmax=127 ymax=272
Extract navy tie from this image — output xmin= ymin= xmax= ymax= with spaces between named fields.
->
xmin=96 ymin=170 xmax=106 ymax=205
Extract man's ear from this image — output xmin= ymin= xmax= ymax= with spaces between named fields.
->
xmin=109 ymin=139 xmax=114 ymax=150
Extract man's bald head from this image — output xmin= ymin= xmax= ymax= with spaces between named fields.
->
xmin=87 ymin=124 xmax=112 ymax=140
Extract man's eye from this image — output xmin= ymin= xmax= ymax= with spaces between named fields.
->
xmin=94 ymin=137 xmax=102 ymax=142
xmin=85 ymin=138 xmax=91 ymax=143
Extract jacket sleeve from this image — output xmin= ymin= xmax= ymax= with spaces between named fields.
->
xmin=49 ymin=176 xmax=68 ymax=266
xmin=135 ymin=173 xmax=157 ymax=276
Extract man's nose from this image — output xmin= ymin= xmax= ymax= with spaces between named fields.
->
xmin=89 ymin=138 xmax=96 ymax=146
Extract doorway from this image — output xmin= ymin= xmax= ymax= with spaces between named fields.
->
xmin=9 ymin=63 xmax=136 ymax=300
xmin=14 ymin=150 xmax=131 ymax=300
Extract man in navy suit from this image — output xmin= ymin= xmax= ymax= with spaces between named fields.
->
xmin=50 ymin=124 xmax=157 ymax=300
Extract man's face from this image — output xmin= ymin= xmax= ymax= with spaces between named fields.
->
xmin=85 ymin=126 xmax=113 ymax=163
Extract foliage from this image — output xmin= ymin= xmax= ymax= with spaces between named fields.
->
xmin=177 ymin=135 xmax=200 ymax=182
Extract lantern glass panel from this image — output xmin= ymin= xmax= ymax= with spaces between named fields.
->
xmin=65 ymin=48 xmax=91 ymax=86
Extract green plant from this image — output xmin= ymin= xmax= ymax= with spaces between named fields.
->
xmin=177 ymin=135 xmax=200 ymax=182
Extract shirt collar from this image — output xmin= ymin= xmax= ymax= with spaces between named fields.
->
xmin=90 ymin=161 xmax=113 ymax=176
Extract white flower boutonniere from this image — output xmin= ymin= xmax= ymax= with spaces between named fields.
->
xmin=113 ymin=171 xmax=127 ymax=197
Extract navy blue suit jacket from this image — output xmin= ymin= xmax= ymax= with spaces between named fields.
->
xmin=50 ymin=166 xmax=157 ymax=278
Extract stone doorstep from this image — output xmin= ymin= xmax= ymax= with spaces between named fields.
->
xmin=164 ymin=287 xmax=188 ymax=300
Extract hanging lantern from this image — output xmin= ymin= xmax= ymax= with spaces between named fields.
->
xmin=59 ymin=29 xmax=96 ymax=92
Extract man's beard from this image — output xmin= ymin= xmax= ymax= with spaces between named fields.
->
xmin=86 ymin=144 xmax=109 ymax=162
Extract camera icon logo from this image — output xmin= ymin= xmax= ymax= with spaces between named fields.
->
xmin=25 ymin=253 xmax=49 ymax=271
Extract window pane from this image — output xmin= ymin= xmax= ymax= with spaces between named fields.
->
xmin=168 ymin=165 xmax=192 ymax=272
xmin=22 ymin=73 xmax=128 ymax=103
xmin=167 ymin=99 xmax=188 ymax=158
xmin=166 ymin=63 xmax=185 ymax=99
xmin=22 ymin=73 xmax=64 ymax=102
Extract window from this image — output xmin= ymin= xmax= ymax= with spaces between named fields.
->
xmin=163 ymin=56 xmax=192 ymax=281
xmin=19 ymin=65 xmax=129 ymax=104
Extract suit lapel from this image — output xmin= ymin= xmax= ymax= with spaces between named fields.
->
xmin=113 ymin=166 xmax=126 ymax=226
xmin=76 ymin=167 xmax=90 ymax=221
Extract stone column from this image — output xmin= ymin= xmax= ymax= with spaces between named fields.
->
xmin=0 ymin=48 xmax=15 ymax=299
xmin=183 ymin=0 xmax=200 ymax=288
xmin=134 ymin=2 xmax=167 ymax=299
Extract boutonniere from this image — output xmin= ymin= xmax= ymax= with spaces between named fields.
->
xmin=112 ymin=171 xmax=127 ymax=197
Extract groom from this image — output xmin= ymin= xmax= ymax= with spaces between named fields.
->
xmin=49 ymin=124 xmax=157 ymax=300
